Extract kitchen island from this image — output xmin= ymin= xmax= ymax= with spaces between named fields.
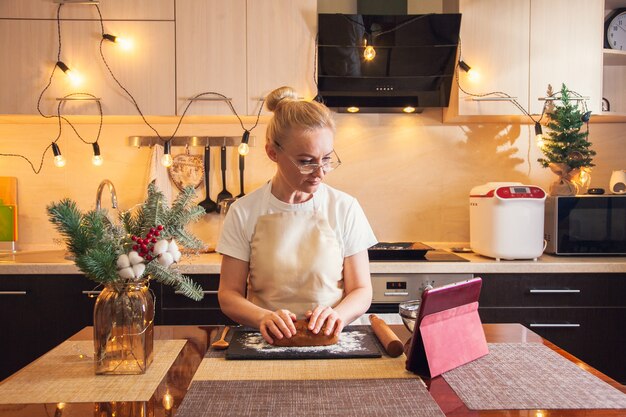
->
xmin=0 ymin=323 xmax=624 ymax=417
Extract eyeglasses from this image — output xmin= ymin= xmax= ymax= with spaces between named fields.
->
xmin=274 ymin=142 xmax=342 ymax=175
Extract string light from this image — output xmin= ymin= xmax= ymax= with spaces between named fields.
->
xmin=91 ymin=142 xmax=103 ymax=166
xmin=51 ymin=143 xmax=66 ymax=168
xmin=161 ymin=141 xmax=173 ymax=167
xmin=56 ymin=61 xmax=83 ymax=87
xmin=363 ymin=38 xmax=376 ymax=61
xmin=103 ymin=33 xmax=133 ymax=51
xmin=403 ymin=106 xmax=416 ymax=113
xmin=238 ymin=130 xmax=250 ymax=156
xmin=459 ymin=60 xmax=479 ymax=82
xmin=346 ymin=106 xmax=360 ymax=113
xmin=534 ymin=122 xmax=545 ymax=149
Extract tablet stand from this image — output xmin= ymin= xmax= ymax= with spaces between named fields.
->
xmin=405 ymin=301 xmax=489 ymax=378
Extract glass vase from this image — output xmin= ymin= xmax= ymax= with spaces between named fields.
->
xmin=93 ymin=280 xmax=154 ymax=375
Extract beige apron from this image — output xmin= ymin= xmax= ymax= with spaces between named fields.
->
xmin=248 ymin=185 xmax=344 ymax=318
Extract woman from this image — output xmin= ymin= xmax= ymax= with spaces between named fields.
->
xmin=217 ymin=86 xmax=377 ymax=344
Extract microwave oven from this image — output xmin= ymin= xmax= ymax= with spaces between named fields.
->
xmin=544 ymin=195 xmax=626 ymax=255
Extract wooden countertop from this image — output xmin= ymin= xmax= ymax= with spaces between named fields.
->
xmin=0 ymin=323 xmax=623 ymax=417
xmin=1 ymin=243 xmax=625 ymax=275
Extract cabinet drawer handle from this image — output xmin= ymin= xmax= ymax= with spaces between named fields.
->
xmin=0 ymin=291 xmax=27 ymax=295
xmin=175 ymin=290 xmax=218 ymax=295
xmin=384 ymin=292 xmax=409 ymax=296
xmin=81 ymin=290 xmax=102 ymax=297
xmin=529 ymin=289 xmax=581 ymax=294
xmin=529 ymin=323 xmax=580 ymax=328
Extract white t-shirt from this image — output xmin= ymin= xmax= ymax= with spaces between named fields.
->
xmin=217 ymin=181 xmax=377 ymax=262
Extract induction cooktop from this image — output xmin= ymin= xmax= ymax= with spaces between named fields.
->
xmin=368 ymin=242 xmax=469 ymax=262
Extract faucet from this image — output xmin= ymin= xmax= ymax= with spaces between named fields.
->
xmin=96 ymin=179 xmax=118 ymax=211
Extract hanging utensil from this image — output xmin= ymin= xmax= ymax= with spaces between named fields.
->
xmin=216 ymin=145 xmax=233 ymax=211
xmin=168 ymin=145 xmax=204 ymax=191
xmin=236 ymin=154 xmax=245 ymax=198
xmin=198 ymin=145 xmax=217 ymax=213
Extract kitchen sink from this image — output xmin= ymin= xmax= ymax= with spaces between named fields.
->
xmin=0 ymin=250 xmax=73 ymax=264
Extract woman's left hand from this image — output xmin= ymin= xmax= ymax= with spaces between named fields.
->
xmin=305 ymin=306 xmax=344 ymax=337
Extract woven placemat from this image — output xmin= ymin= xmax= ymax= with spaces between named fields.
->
xmin=194 ymin=355 xmax=414 ymax=381
xmin=443 ymin=343 xmax=626 ymax=410
xmin=0 ymin=339 xmax=186 ymax=404
xmin=176 ymin=379 xmax=445 ymax=417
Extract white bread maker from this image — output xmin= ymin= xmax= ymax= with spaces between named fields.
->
xmin=470 ymin=182 xmax=546 ymax=261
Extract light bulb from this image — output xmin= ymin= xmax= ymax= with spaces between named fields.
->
xmin=161 ymin=153 xmax=173 ymax=167
xmin=534 ymin=122 xmax=544 ymax=148
xmin=51 ymin=143 xmax=66 ymax=168
xmin=238 ymin=142 xmax=249 ymax=156
xmin=92 ymin=142 xmax=103 ymax=166
xmin=363 ymin=45 xmax=376 ymax=61
xmin=56 ymin=61 xmax=83 ymax=87
xmin=346 ymin=106 xmax=360 ymax=113
xmin=238 ymin=130 xmax=250 ymax=156
xmin=92 ymin=155 xmax=104 ymax=166
xmin=466 ymin=68 xmax=479 ymax=82
xmin=104 ymin=33 xmax=133 ymax=51
xmin=161 ymin=140 xmax=173 ymax=167
xmin=403 ymin=106 xmax=416 ymax=113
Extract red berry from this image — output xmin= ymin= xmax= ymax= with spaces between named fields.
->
xmin=146 ymin=255 xmax=153 ymax=261
xmin=154 ymin=231 xmax=160 ymax=237
xmin=150 ymin=227 xmax=156 ymax=233
xmin=146 ymin=233 xmax=153 ymax=239
xmin=151 ymin=237 xmax=157 ymax=243
xmin=131 ymin=235 xmax=138 ymax=242
xmin=140 ymin=244 xmax=147 ymax=251
xmin=157 ymin=225 xmax=164 ymax=231
xmin=132 ymin=245 xmax=138 ymax=251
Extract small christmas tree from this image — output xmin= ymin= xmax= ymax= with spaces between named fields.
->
xmin=537 ymin=84 xmax=595 ymax=195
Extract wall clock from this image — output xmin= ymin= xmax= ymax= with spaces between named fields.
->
xmin=605 ymin=8 xmax=626 ymax=50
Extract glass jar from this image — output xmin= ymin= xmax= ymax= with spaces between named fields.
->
xmin=93 ymin=280 xmax=154 ymax=374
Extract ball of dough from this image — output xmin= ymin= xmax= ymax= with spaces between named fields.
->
xmin=272 ymin=319 xmax=339 ymax=347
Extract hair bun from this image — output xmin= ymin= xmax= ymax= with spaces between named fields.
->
xmin=265 ymin=86 xmax=299 ymax=112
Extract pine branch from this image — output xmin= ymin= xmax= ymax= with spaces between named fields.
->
xmin=145 ymin=261 xmax=204 ymax=301
xmin=47 ymin=199 xmax=90 ymax=256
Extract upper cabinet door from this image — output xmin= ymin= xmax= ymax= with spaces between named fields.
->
xmin=0 ymin=19 xmax=175 ymax=116
xmin=0 ymin=0 xmax=173 ymax=20
xmin=529 ymin=0 xmax=603 ymax=114
xmin=449 ymin=0 xmax=530 ymax=118
xmin=246 ymin=0 xmax=317 ymax=115
xmin=175 ymin=0 xmax=247 ymax=116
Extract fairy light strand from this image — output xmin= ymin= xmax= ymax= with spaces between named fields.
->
xmin=1 ymin=3 xmax=264 ymax=174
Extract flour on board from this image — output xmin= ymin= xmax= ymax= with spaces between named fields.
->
xmin=241 ymin=331 xmax=369 ymax=354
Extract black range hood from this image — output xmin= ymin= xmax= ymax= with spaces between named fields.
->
xmin=317 ymin=13 xmax=462 ymax=113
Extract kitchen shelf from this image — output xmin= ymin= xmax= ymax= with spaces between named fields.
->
xmin=127 ymin=136 xmax=256 ymax=148
xmin=603 ymin=49 xmax=626 ymax=66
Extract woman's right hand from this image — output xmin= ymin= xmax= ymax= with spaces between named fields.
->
xmin=259 ymin=309 xmax=297 ymax=344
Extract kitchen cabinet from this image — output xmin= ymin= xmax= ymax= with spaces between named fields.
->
xmin=444 ymin=0 xmax=603 ymax=121
xmin=478 ymin=273 xmax=626 ymax=384
xmin=160 ymin=274 xmax=236 ymax=325
xmin=175 ymin=0 xmax=316 ymax=116
xmin=246 ymin=0 xmax=317 ymax=115
xmin=602 ymin=0 xmax=626 ymax=117
xmin=0 ymin=275 xmax=97 ymax=381
xmin=0 ymin=19 xmax=175 ymax=116
xmin=0 ymin=0 xmax=173 ymax=20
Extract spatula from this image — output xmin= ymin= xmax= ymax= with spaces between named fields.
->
xmin=198 ymin=145 xmax=217 ymax=213
xmin=211 ymin=326 xmax=230 ymax=350
xmin=216 ymin=145 xmax=233 ymax=211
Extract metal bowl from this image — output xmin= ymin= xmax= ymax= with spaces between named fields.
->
xmin=399 ymin=300 xmax=420 ymax=333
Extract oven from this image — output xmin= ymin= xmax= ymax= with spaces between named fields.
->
xmin=365 ymin=243 xmax=473 ymax=315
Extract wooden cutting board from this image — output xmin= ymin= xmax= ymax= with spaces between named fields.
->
xmin=225 ymin=325 xmax=382 ymax=360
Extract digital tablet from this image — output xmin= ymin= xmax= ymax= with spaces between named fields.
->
xmin=405 ymin=277 xmax=484 ymax=376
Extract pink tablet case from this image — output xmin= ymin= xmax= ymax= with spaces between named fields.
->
xmin=405 ymin=278 xmax=489 ymax=378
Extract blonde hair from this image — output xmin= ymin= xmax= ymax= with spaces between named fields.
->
xmin=265 ymin=86 xmax=335 ymax=145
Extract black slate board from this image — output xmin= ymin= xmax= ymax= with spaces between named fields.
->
xmin=224 ymin=325 xmax=382 ymax=360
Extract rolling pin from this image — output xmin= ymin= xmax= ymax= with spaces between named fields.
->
xmin=369 ymin=314 xmax=404 ymax=357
